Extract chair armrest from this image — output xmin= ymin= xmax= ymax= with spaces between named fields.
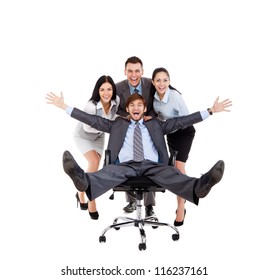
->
xmin=104 ymin=150 xmax=111 ymax=165
xmin=168 ymin=149 xmax=178 ymax=166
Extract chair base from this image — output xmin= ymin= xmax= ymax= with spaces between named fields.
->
xmin=99 ymin=199 xmax=180 ymax=251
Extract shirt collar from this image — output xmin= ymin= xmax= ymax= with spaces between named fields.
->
xmin=96 ymin=99 xmax=116 ymax=110
xmin=129 ymin=81 xmax=142 ymax=94
xmin=130 ymin=119 xmax=144 ymax=125
xmin=154 ymin=87 xmax=171 ymax=103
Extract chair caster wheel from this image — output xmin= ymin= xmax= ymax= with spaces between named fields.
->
xmin=99 ymin=236 xmax=106 ymax=243
xmin=172 ymin=233 xmax=180 ymax=241
xmin=139 ymin=243 xmax=146 ymax=251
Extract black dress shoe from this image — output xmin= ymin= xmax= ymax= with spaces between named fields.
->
xmin=195 ymin=160 xmax=225 ymax=198
xmin=145 ymin=205 xmax=155 ymax=217
xmin=123 ymin=202 xmax=137 ymax=213
xmin=63 ymin=151 xmax=88 ymax=192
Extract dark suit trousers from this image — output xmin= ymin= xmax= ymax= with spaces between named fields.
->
xmin=125 ymin=190 xmax=155 ymax=206
xmin=85 ymin=160 xmax=199 ymax=205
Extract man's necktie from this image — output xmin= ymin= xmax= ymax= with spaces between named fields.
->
xmin=133 ymin=122 xmax=144 ymax=161
xmin=133 ymin=88 xmax=139 ymax=94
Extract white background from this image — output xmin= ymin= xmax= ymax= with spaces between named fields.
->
xmin=1 ymin=0 xmax=267 ymax=279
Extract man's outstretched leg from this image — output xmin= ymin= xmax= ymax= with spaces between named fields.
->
xmin=143 ymin=160 xmax=225 ymax=204
xmin=62 ymin=150 xmax=88 ymax=192
xmin=195 ymin=160 xmax=225 ymax=199
xmin=62 ymin=150 xmax=140 ymax=201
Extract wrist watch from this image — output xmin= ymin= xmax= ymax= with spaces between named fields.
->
xmin=207 ymin=108 xmax=213 ymax=115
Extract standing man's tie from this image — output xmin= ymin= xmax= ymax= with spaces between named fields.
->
xmin=133 ymin=122 xmax=144 ymax=161
xmin=133 ymin=88 xmax=139 ymax=94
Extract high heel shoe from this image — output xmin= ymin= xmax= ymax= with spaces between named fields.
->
xmin=174 ymin=209 xmax=186 ymax=227
xmin=89 ymin=211 xmax=99 ymax=220
xmin=75 ymin=192 xmax=88 ymax=210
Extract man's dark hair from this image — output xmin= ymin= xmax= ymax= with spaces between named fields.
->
xmin=126 ymin=93 xmax=147 ymax=108
xmin=124 ymin=56 xmax=143 ymax=68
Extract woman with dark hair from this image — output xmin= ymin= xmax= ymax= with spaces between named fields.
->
xmin=151 ymin=67 xmax=196 ymax=227
xmin=71 ymin=75 xmax=119 ymax=219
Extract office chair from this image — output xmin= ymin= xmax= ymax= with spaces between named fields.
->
xmin=99 ymin=150 xmax=180 ymax=251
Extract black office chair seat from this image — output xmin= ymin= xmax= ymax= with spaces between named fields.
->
xmin=99 ymin=151 xmax=180 ymax=251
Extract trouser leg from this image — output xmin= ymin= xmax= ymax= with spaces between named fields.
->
xmin=125 ymin=191 xmax=155 ymax=206
xmin=142 ymin=162 xmax=199 ymax=205
xmin=85 ymin=162 xmax=139 ymax=201
xmin=143 ymin=191 xmax=155 ymax=206
xmin=125 ymin=191 xmax=136 ymax=203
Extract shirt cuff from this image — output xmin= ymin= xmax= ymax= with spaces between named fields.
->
xmin=66 ymin=106 xmax=74 ymax=115
xmin=200 ymin=110 xmax=210 ymax=120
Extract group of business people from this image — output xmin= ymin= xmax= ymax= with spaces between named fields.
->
xmin=46 ymin=56 xmax=232 ymax=227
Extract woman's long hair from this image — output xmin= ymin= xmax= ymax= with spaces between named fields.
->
xmin=89 ymin=75 xmax=117 ymax=102
xmin=150 ymin=67 xmax=181 ymax=96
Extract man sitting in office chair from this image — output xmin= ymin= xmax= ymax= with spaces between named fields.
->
xmin=46 ymin=92 xmax=232 ymax=211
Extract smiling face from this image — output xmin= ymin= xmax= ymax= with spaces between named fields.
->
xmin=126 ymin=94 xmax=147 ymax=121
xmin=152 ymin=71 xmax=170 ymax=98
xmin=99 ymin=82 xmax=113 ymax=105
xmin=124 ymin=62 xmax=144 ymax=88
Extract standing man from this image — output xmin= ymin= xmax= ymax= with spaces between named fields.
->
xmin=116 ymin=56 xmax=156 ymax=216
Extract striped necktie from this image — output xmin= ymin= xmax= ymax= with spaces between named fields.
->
xmin=133 ymin=88 xmax=139 ymax=94
xmin=133 ymin=122 xmax=144 ymax=161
